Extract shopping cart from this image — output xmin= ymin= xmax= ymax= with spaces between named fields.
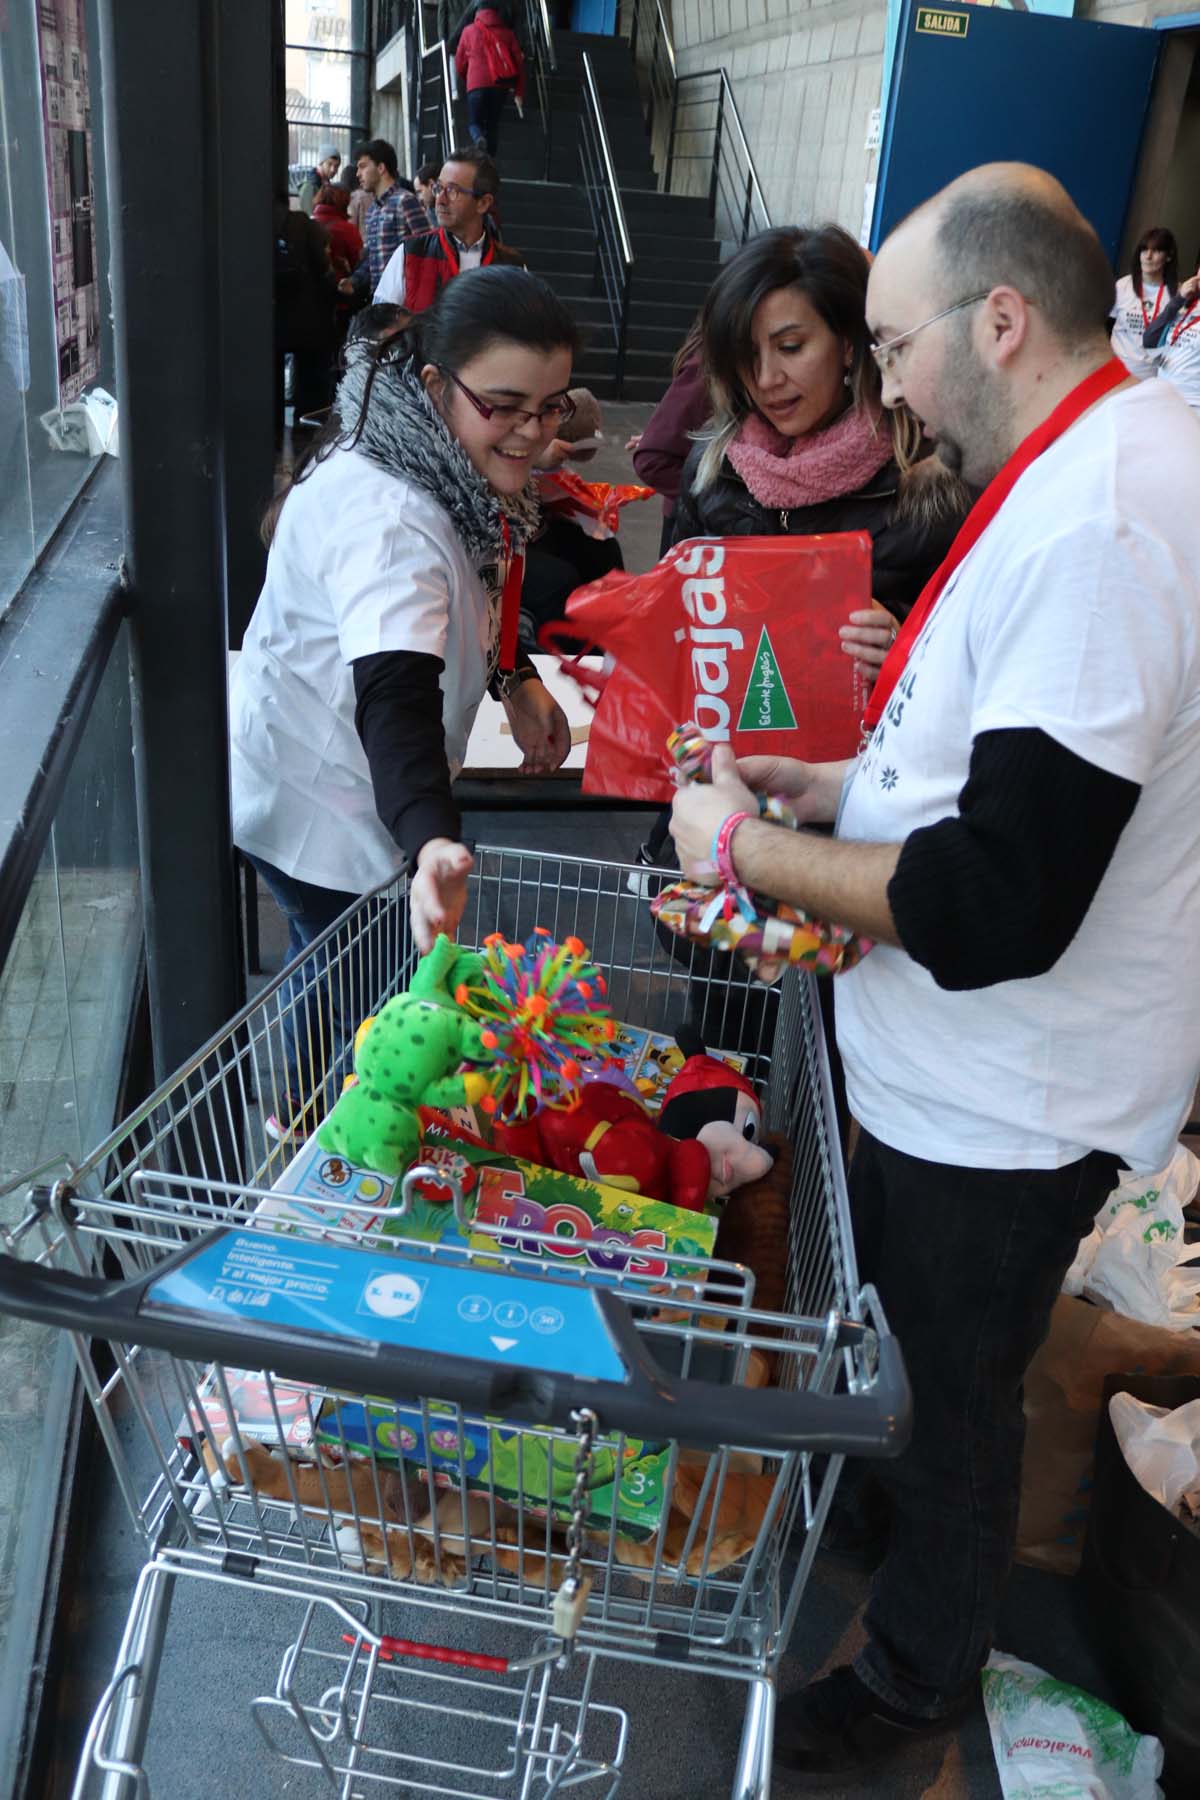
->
xmin=0 ymin=846 xmax=909 ymax=1800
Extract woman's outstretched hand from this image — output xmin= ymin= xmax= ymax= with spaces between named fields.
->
xmin=410 ymin=838 xmax=473 ymax=951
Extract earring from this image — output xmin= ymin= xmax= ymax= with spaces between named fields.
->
xmin=843 ymin=370 xmax=853 ymax=387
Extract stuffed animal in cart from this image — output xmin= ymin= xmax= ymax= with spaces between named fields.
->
xmin=493 ymin=1030 xmax=773 ymax=1212
xmin=317 ymin=937 xmax=491 ymax=1177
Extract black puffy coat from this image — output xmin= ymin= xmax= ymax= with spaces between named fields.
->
xmin=671 ymin=441 xmax=969 ymax=621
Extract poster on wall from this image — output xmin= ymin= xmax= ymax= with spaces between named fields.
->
xmin=37 ymin=0 xmax=100 ymax=404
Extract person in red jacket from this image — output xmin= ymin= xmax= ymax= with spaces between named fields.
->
xmin=312 ymin=184 xmax=363 ymax=283
xmin=455 ymin=5 xmax=525 ymax=156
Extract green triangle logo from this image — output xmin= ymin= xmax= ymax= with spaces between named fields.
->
xmin=737 ymin=626 xmax=797 ymax=732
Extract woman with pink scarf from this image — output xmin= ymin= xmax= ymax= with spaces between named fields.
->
xmin=672 ymin=226 xmax=968 ymax=685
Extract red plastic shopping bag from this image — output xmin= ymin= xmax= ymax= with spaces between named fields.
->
xmin=538 ymin=469 xmax=656 ymax=536
xmin=562 ymin=534 xmax=872 ymax=802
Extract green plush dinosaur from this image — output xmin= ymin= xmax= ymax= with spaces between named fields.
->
xmin=316 ymin=937 xmax=490 ymax=1177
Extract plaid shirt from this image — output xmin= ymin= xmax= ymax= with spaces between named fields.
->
xmin=354 ymin=183 xmax=430 ymax=295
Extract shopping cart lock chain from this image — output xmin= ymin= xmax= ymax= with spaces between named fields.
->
xmin=554 ymin=1406 xmax=598 ymax=1667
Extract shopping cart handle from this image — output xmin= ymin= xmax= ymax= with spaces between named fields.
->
xmin=0 ymin=1240 xmax=910 ymax=1457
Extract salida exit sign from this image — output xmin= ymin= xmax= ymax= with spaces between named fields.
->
xmin=915 ymin=7 xmax=970 ymax=37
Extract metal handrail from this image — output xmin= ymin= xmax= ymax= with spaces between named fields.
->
xmin=437 ymin=37 xmax=453 ymax=157
xmin=667 ymin=67 xmax=771 ymax=245
xmin=579 ymin=51 xmax=634 ymax=394
xmin=519 ymin=0 xmax=556 ymax=177
xmin=582 ymin=53 xmax=633 ymax=266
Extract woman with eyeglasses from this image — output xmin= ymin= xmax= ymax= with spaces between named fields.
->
xmin=673 ymin=226 xmax=969 ymax=682
xmin=230 ymin=268 xmax=576 ymax=1140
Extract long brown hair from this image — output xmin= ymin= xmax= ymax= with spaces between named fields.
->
xmin=693 ymin=224 xmax=919 ymax=491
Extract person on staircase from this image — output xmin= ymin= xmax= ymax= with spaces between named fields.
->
xmin=374 ymin=147 xmax=525 ymax=313
xmin=455 ymin=5 xmax=526 ymax=157
xmin=340 ymin=139 xmax=429 ymax=304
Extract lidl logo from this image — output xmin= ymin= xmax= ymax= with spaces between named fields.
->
xmin=915 ymin=7 xmax=969 ymax=38
xmin=737 ymin=627 xmax=797 ymax=732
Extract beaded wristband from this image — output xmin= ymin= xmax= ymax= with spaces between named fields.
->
xmin=713 ymin=810 xmax=752 ymax=888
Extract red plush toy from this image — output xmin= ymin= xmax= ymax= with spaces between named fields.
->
xmin=493 ymin=1040 xmax=772 ymax=1214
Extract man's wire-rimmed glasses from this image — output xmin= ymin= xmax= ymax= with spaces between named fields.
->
xmin=870 ymin=292 xmax=992 ymax=374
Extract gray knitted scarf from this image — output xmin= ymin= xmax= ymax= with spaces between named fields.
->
xmin=334 ymin=342 xmax=541 ymax=565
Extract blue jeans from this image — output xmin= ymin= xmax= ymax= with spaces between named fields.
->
xmin=246 ymin=854 xmax=360 ymax=1125
xmin=467 ymin=85 xmax=507 ymax=155
xmin=844 ymin=1128 xmax=1119 ymax=1718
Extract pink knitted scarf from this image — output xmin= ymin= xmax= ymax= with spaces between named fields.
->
xmin=726 ymin=402 xmax=892 ymax=508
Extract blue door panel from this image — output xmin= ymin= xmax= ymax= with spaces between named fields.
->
xmin=872 ymin=2 xmax=1161 ymax=265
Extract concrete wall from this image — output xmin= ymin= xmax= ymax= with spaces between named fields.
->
xmin=672 ymin=0 xmax=887 ymax=237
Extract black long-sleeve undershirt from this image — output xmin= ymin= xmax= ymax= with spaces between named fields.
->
xmin=887 ymin=727 xmax=1140 ymax=991
xmin=352 ymin=646 xmax=538 ymax=869
xmin=352 ymin=650 xmax=460 ymax=869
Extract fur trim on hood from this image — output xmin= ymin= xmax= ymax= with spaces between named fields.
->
xmin=335 ymin=341 xmax=541 ymax=566
xmin=895 ymin=453 xmax=972 ymax=531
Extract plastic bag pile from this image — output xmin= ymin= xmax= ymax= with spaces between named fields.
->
xmin=1063 ymin=1145 xmax=1200 ymax=1330
xmin=982 ymin=1652 xmax=1164 ymax=1800
xmin=1109 ymin=1390 xmax=1200 ymax=1522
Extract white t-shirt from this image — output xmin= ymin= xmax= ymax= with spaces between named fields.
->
xmin=835 ymin=378 xmax=1200 ymax=1173
xmin=374 ymin=234 xmax=487 ymax=304
xmin=1158 ymin=299 xmax=1200 ymax=411
xmin=230 ymin=445 xmax=496 ymax=895
xmin=1110 ymin=274 xmax=1166 ymax=380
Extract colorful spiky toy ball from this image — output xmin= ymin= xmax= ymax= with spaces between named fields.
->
xmin=453 ymin=929 xmax=618 ymax=1123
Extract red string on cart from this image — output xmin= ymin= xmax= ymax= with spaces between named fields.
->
xmin=343 ymin=1633 xmax=510 ymax=1673
xmin=862 ymin=355 xmax=1130 ymax=736
xmin=498 ymin=517 xmax=524 ymax=673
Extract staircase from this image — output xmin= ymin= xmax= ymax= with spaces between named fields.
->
xmin=444 ymin=28 xmax=724 ymax=401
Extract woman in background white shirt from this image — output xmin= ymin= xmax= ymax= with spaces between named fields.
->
xmin=1144 ymin=265 xmax=1200 ymax=413
xmin=1111 ymin=226 xmax=1178 ymax=379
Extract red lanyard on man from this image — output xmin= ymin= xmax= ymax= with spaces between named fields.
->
xmin=862 ymin=356 xmax=1130 ymax=735
xmin=1141 ymin=285 xmax=1166 ymax=329
xmin=498 ymin=517 xmax=524 ymax=672
xmin=438 ymin=228 xmax=496 ymax=277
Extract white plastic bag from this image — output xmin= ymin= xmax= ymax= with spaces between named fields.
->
xmin=982 ymin=1652 xmax=1163 ymax=1799
xmin=1067 ymin=1146 xmax=1200 ymax=1330
xmin=39 ymin=385 xmax=119 ymax=458
xmin=1109 ymin=1390 xmax=1200 ymax=1516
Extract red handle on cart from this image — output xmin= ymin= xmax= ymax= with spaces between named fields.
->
xmin=342 ymin=1633 xmax=510 ymax=1673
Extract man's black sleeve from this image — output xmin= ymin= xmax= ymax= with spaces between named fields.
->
xmin=352 ymin=649 xmax=460 ymax=868
xmin=887 ymin=727 xmax=1140 ymax=991
xmin=1144 ymin=291 xmax=1189 ymax=349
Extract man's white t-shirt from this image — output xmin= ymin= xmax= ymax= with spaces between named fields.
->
xmin=1111 ymin=275 xmax=1166 ymax=380
xmin=230 ymin=445 xmax=495 ymax=895
xmin=835 ymin=379 xmax=1200 ymax=1174
xmin=1159 ymin=301 xmax=1200 ymax=411
xmin=374 ymin=234 xmax=486 ymax=305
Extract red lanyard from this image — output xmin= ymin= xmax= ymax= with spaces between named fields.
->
xmin=1170 ymin=299 xmax=1200 ymax=346
xmin=863 ymin=356 xmax=1130 ymax=734
xmin=438 ymin=228 xmax=495 ymax=277
xmin=498 ymin=518 xmax=523 ymax=672
xmin=1141 ymin=284 xmax=1165 ymax=329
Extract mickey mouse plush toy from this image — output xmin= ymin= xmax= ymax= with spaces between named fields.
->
xmin=494 ymin=1027 xmax=772 ymax=1213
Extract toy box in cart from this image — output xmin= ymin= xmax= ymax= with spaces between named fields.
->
xmin=248 ymin=1118 xmax=719 ymax=1538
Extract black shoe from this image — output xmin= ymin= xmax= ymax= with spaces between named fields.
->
xmin=773 ymin=1665 xmax=967 ymax=1783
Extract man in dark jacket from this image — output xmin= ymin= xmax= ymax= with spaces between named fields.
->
xmin=373 ymin=147 xmax=525 ymax=313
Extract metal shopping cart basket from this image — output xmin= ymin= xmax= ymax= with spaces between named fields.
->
xmin=0 ymin=846 xmax=909 ymax=1800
